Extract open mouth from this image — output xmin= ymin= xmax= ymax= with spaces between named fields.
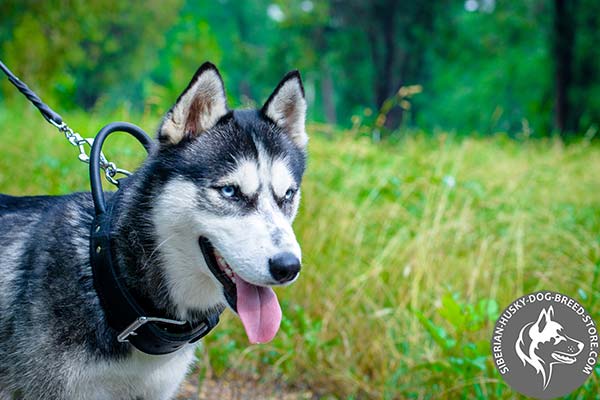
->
xmin=198 ymin=237 xmax=282 ymax=344
xmin=199 ymin=237 xmax=237 ymax=310
xmin=552 ymin=351 xmax=577 ymax=364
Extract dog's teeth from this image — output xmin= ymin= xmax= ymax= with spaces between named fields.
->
xmin=213 ymin=251 xmax=237 ymax=284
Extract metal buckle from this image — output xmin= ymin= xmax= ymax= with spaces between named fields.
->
xmin=117 ymin=316 xmax=188 ymax=343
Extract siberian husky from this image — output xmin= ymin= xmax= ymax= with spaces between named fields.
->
xmin=0 ymin=62 xmax=308 ymax=399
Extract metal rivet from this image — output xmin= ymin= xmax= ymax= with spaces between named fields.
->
xmin=95 ymin=225 xmax=101 ymax=233
xmin=96 ymin=246 xmax=102 ymax=254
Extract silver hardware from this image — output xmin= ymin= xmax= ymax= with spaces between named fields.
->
xmin=117 ymin=316 xmax=189 ymax=343
xmin=49 ymin=120 xmax=132 ymax=187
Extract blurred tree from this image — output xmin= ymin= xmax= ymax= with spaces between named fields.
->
xmin=270 ymin=0 xmax=338 ymax=123
xmin=169 ymin=0 xmax=284 ymax=108
xmin=0 ymin=0 xmax=182 ymax=110
xmin=2 ymin=0 xmax=600 ymax=136
xmin=330 ymin=0 xmax=442 ymax=129
xmin=149 ymin=1 xmax=223 ymax=111
xmin=570 ymin=0 xmax=600 ymax=135
xmin=417 ymin=0 xmax=555 ymax=136
xmin=552 ymin=0 xmax=575 ymax=135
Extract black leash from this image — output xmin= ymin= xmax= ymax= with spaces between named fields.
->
xmin=1 ymin=60 xmax=221 ymax=355
xmin=0 ymin=60 xmax=64 ymax=126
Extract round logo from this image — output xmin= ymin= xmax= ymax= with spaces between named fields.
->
xmin=491 ymin=291 xmax=598 ymax=399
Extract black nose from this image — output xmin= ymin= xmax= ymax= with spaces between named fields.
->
xmin=269 ymin=252 xmax=301 ymax=283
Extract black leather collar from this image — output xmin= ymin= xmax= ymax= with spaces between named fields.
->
xmin=90 ymin=183 xmax=221 ymax=355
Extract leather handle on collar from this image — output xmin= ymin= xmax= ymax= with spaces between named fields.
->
xmin=90 ymin=122 xmax=154 ymax=215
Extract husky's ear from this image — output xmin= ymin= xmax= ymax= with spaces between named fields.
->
xmin=261 ymin=71 xmax=308 ymax=149
xmin=159 ymin=62 xmax=228 ymax=145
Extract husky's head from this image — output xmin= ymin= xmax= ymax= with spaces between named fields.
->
xmin=150 ymin=62 xmax=307 ymax=343
xmin=515 ymin=306 xmax=583 ymax=389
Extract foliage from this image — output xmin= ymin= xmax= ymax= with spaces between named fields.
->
xmin=411 ymin=294 xmax=499 ymax=397
xmin=2 ymin=1 xmax=600 ymax=135
xmin=0 ymin=0 xmax=182 ymax=109
xmin=418 ymin=1 xmax=554 ymax=136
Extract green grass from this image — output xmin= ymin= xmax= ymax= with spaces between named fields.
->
xmin=1 ymin=105 xmax=599 ymax=399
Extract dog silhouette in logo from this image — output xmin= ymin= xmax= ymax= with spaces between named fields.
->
xmin=515 ymin=306 xmax=584 ymax=389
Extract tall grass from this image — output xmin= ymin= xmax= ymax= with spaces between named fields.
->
xmin=0 ymin=105 xmax=599 ymax=398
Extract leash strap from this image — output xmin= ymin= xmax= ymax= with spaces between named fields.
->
xmin=0 ymin=60 xmax=63 ymax=126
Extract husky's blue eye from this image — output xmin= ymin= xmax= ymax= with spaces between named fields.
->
xmin=284 ymin=188 xmax=295 ymax=201
xmin=220 ymin=185 xmax=237 ymax=198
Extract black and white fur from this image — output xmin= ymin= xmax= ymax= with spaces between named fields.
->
xmin=0 ymin=62 xmax=308 ymax=399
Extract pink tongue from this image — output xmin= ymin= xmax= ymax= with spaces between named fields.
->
xmin=235 ymin=275 xmax=282 ymax=344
